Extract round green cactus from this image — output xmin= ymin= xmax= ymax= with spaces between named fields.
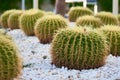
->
xmin=76 ymin=15 xmax=103 ymax=28
xmin=51 ymin=27 xmax=108 ymax=70
xmin=0 ymin=9 xmax=17 ymax=28
xmin=8 ymin=10 xmax=23 ymax=30
xmin=95 ymin=12 xmax=119 ymax=25
xmin=99 ymin=25 xmax=120 ymax=56
xmin=68 ymin=7 xmax=93 ymax=22
xmin=0 ymin=35 xmax=22 ymax=80
xmin=34 ymin=15 xmax=68 ymax=44
xmin=19 ymin=9 xmax=44 ymax=36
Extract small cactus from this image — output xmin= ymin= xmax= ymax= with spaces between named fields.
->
xmin=95 ymin=12 xmax=119 ymax=25
xmin=34 ymin=15 xmax=68 ymax=44
xmin=8 ymin=10 xmax=23 ymax=30
xmin=76 ymin=15 xmax=103 ymax=28
xmin=19 ymin=9 xmax=44 ymax=36
xmin=0 ymin=9 xmax=16 ymax=28
xmin=68 ymin=7 xmax=93 ymax=22
xmin=51 ymin=27 xmax=108 ymax=70
xmin=0 ymin=35 xmax=22 ymax=80
xmin=99 ymin=25 xmax=120 ymax=56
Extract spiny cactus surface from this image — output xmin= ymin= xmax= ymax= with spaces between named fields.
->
xmin=19 ymin=9 xmax=44 ymax=36
xmin=68 ymin=7 xmax=93 ymax=22
xmin=76 ymin=15 xmax=103 ymax=28
xmin=8 ymin=10 xmax=23 ymax=29
xmin=95 ymin=12 xmax=119 ymax=25
xmin=0 ymin=9 xmax=16 ymax=28
xmin=34 ymin=15 xmax=68 ymax=44
xmin=99 ymin=25 xmax=120 ymax=56
xmin=0 ymin=35 xmax=22 ymax=80
xmin=51 ymin=27 xmax=108 ymax=70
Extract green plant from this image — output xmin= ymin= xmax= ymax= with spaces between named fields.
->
xmin=76 ymin=15 xmax=103 ymax=28
xmin=34 ymin=15 xmax=68 ymax=44
xmin=68 ymin=7 xmax=93 ymax=22
xmin=19 ymin=9 xmax=44 ymax=36
xmin=51 ymin=27 xmax=108 ymax=70
xmin=0 ymin=9 xmax=16 ymax=28
xmin=0 ymin=35 xmax=22 ymax=80
xmin=99 ymin=25 xmax=120 ymax=56
xmin=8 ymin=10 xmax=23 ymax=30
xmin=95 ymin=12 xmax=119 ymax=25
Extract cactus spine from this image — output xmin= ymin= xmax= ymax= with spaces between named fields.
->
xmin=51 ymin=27 xmax=108 ymax=70
xmin=19 ymin=9 xmax=44 ymax=36
xmin=34 ymin=15 xmax=68 ymax=44
xmin=0 ymin=9 xmax=16 ymax=28
xmin=8 ymin=10 xmax=23 ymax=29
xmin=95 ymin=12 xmax=119 ymax=25
xmin=76 ymin=15 xmax=103 ymax=28
xmin=0 ymin=35 xmax=22 ymax=80
xmin=99 ymin=25 xmax=120 ymax=56
xmin=68 ymin=7 xmax=93 ymax=22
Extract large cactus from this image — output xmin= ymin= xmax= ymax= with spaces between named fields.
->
xmin=99 ymin=25 xmax=120 ymax=56
xmin=51 ymin=27 xmax=108 ymax=70
xmin=8 ymin=10 xmax=23 ymax=30
xmin=76 ymin=15 xmax=103 ymax=28
xmin=0 ymin=35 xmax=22 ymax=80
xmin=19 ymin=9 xmax=44 ymax=36
xmin=95 ymin=12 xmax=119 ymax=25
xmin=0 ymin=9 xmax=16 ymax=28
xmin=34 ymin=15 xmax=68 ymax=44
xmin=68 ymin=7 xmax=93 ymax=22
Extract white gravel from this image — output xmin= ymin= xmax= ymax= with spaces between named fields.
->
xmin=7 ymin=29 xmax=120 ymax=80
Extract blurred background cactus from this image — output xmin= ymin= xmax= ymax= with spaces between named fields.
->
xmin=99 ymin=25 xmax=120 ymax=56
xmin=95 ymin=12 xmax=119 ymax=25
xmin=8 ymin=10 xmax=23 ymax=29
xmin=68 ymin=7 xmax=93 ymax=22
xmin=0 ymin=34 xmax=22 ymax=80
xmin=34 ymin=15 xmax=68 ymax=44
xmin=0 ymin=9 xmax=17 ymax=28
xmin=51 ymin=27 xmax=108 ymax=70
xmin=19 ymin=9 xmax=44 ymax=36
xmin=76 ymin=15 xmax=103 ymax=28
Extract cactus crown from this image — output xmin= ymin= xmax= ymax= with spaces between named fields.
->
xmin=0 ymin=9 xmax=16 ymax=28
xmin=19 ymin=9 xmax=44 ymax=36
xmin=68 ymin=7 xmax=93 ymax=22
xmin=34 ymin=15 xmax=68 ymax=44
xmin=51 ymin=27 xmax=108 ymax=70
xmin=99 ymin=25 xmax=120 ymax=56
xmin=76 ymin=15 xmax=103 ymax=28
xmin=95 ymin=12 xmax=119 ymax=25
xmin=8 ymin=10 xmax=23 ymax=29
xmin=0 ymin=35 xmax=22 ymax=80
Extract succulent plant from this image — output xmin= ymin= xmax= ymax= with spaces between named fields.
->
xmin=8 ymin=10 xmax=23 ymax=30
xmin=68 ymin=7 xmax=93 ymax=22
xmin=0 ymin=9 xmax=16 ymax=28
xmin=0 ymin=35 xmax=22 ymax=80
xmin=45 ymin=11 xmax=55 ymax=15
xmin=51 ymin=27 xmax=108 ymax=70
xmin=34 ymin=15 xmax=68 ymax=44
xmin=76 ymin=15 xmax=103 ymax=28
xmin=99 ymin=25 xmax=120 ymax=56
xmin=95 ymin=12 xmax=119 ymax=25
xmin=19 ymin=9 xmax=44 ymax=36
